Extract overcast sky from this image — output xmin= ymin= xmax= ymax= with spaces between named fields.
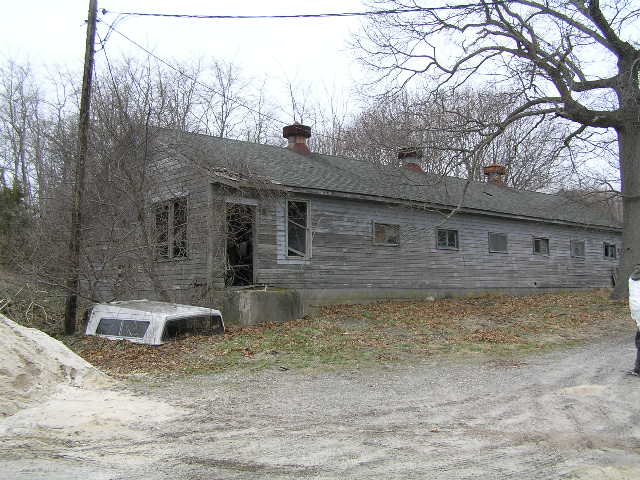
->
xmin=1 ymin=0 xmax=369 ymax=115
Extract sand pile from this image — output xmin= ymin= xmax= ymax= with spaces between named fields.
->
xmin=0 ymin=313 xmax=110 ymax=417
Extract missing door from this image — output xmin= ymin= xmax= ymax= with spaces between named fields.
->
xmin=225 ymin=203 xmax=255 ymax=286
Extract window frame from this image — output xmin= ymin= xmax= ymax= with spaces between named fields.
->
xmin=603 ymin=242 xmax=617 ymax=259
xmin=372 ymin=222 xmax=400 ymax=247
xmin=488 ymin=232 xmax=508 ymax=254
xmin=285 ymin=199 xmax=310 ymax=259
xmin=436 ymin=228 xmax=459 ymax=250
xmin=532 ymin=237 xmax=550 ymax=256
xmin=153 ymin=196 xmax=189 ymax=261
xmin=570 ymin=239 xmax=586 ymax=259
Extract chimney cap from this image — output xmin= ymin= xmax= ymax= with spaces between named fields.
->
xmin=283 ymin=123 xmax=311 ymax=139
xmin=398 ymin=147 xmax=423 ymax=160
xmin=403 ymin=162 xmax=423 ymax=173
xmin=483 ymin=164 xmax=507 ymax=176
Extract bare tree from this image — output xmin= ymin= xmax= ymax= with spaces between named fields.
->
xmin=241 ymin=77 xmax=278 ymax=144
xmin=0 ymin=54 xmax=290 ymax=331
xmin=330 ymin=88 xmax=576 ymax=190
xmin=356 ymin=0 xmax=639 ymax=296
xmin=0 ymin=60 xmax=44 ymax=204
xmin=71 ymin=57 xmax=282 ymax=304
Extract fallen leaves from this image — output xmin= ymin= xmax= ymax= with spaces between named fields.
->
xmin=67 ymin=290 xmax=632 ymax=375
xmin=464 ymin=329 xmax=523 ymax=344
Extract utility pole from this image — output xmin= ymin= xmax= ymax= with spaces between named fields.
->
xmin=64 ymin=0 xmax=98 ymax=335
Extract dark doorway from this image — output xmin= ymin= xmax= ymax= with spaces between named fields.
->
xmin=225 ymin=203 xmax=255 ymax=286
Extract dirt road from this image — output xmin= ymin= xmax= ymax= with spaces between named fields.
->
xmin=2 ymin=334 xmax=640 ymax=479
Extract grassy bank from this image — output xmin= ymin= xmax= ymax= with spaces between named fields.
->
xmin=66 ymin=290 xmax=633 ymax=375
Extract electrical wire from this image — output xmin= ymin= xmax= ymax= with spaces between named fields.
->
xmin=103 ymin=22 xmax=289 ymax=127
xmin=101 ymin=8 xmax=425 ymax=21
xmin=100 ymin=21 xmax=361 ymax=148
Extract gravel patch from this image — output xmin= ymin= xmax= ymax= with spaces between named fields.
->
xmin=2 ymin=333 xmax=640 ymax=479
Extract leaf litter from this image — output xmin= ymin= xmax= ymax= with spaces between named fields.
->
xmin=67 ymin=290 xmax=632 ymax=375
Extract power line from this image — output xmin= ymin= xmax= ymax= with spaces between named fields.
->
xmin=100 ymin=21 xmax=356 ymax=147
xmin=101 ymin=8 xmax=425 ymax=21
xmin=103 ymin=22 xmax=289 ymax=127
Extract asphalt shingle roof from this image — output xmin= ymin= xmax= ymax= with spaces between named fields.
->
xmin=159 ymin=129 xmax=620 ymax=230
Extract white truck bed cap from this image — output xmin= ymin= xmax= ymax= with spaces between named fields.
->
xmin=85 ymin=300 xmax=224 ymax=345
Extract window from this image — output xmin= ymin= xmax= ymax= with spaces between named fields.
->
xmin=437 ymin=229 xmax=459 ymax=250
xmin=287 ymin=200 xmax=308 ymax=257
xmin=161 ymin=315 xmax=224 ymax=341
xmin=570 ymin=240 xmax=585 ymax=258
xmin=154 ymin=197 xmax=188 ymax=260
xmin=373 ymin=222 xmax=400 ymax=246
xmin=96 ymin=318 xmax=150 ymax=339
xmin=488 ymin=232 xmax=508 ymax=253
xmin=604 ymin=242 xmax=617 ymax=259
xmin=533 ymin=237 xmax=550 ymax=255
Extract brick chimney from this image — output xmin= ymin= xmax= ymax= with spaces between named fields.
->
xmin=483 ymin=164 xmax=507 ymax=185
xmin=398 ymin=147 xmax=424 ymax=172
xmin=283 ymin=122 xmax=312 ymax=155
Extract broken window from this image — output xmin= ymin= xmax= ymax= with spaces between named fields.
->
xmin=155 ymin=204 xmax=170 ymax=259
xmin=373 ymin=222 xmax=400 ymax=246
xmin=437 ymin=229 xmax=458 ymax=250
xmin=173 ymin=198 xmax=188 ymax=258
xmin=604 ymin=242 xmax=617 ymax=259
xmin=570 ymin=240 xmax=585 ymax=258
xmin=154 ymin=197 xmax=188 ymax=260
xmin=533 ymin=237 xmax=550 ymax=255
xmin=488 ymin=232 xmax=508 ymax=253
xmin=287 ymin=200 xmax=308 ymax=257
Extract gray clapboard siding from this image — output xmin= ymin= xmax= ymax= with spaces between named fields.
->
xmin=94 ymin=163 xmax=620 ymax=304
xmin=90 ymin=146 xmax=213 ymax=302
xmin=252 ymin=194 xmax=620 ymax=293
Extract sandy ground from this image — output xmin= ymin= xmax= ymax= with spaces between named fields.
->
xmin=2 ymin=334 xmax=640 ymax=480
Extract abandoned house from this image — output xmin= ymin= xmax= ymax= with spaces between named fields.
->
xmin=86 ymin=124 xmax=622 ymax=307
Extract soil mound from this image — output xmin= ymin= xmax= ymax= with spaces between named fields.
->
xmin=0 ymin=313 xmax=109 ymax=417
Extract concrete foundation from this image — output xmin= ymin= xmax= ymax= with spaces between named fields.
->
xmin=298 ymin=286 xmax=607 ymax=311
xmin=216 ymin=286 xmax=610 ymax=326
xmin=221 ymin=288 xmax=303 ymax=327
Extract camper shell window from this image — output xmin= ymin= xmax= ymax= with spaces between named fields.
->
xmin=162 ymin=315 xmax=224 ymax=342
xmin=96 ymin=318 xmax=150 ymax=339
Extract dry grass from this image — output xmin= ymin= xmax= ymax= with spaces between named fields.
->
xmin=65 ymin=290 xmax=633 ymax=375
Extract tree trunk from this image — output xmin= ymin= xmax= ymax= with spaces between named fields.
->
xmin=612 ymin=125 xmax=640 ymax=299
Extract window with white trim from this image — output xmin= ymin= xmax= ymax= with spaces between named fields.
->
xmin=373 ymin=222 xmax=400 ymax=246
xmin=437 ymin=229 xmax=459 ymax=250
xmin=286 ymin=200 xmax=309 ymax=258
xmin=154 ymin=197 xmax=188 ymax=260
xmin=488 ymin=232 xmax=508 ymax=253
xmin=604 ymin=242 xmax=617 ymax=259
xmin=533 ymin=237 xmax=549 ymax=255
xmin=570 ymin=240 xmax=585 ymax=258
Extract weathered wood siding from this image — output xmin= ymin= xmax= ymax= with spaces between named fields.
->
xmin=95 ymin=174 xmax=620 ymax=304
xmin=253 ymin=194 xmax=621 ymax=293
xmin=144 ymin=149 xmax=212 ymax=302
xmin=90 ymin=146 xmax=213 ymax=304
